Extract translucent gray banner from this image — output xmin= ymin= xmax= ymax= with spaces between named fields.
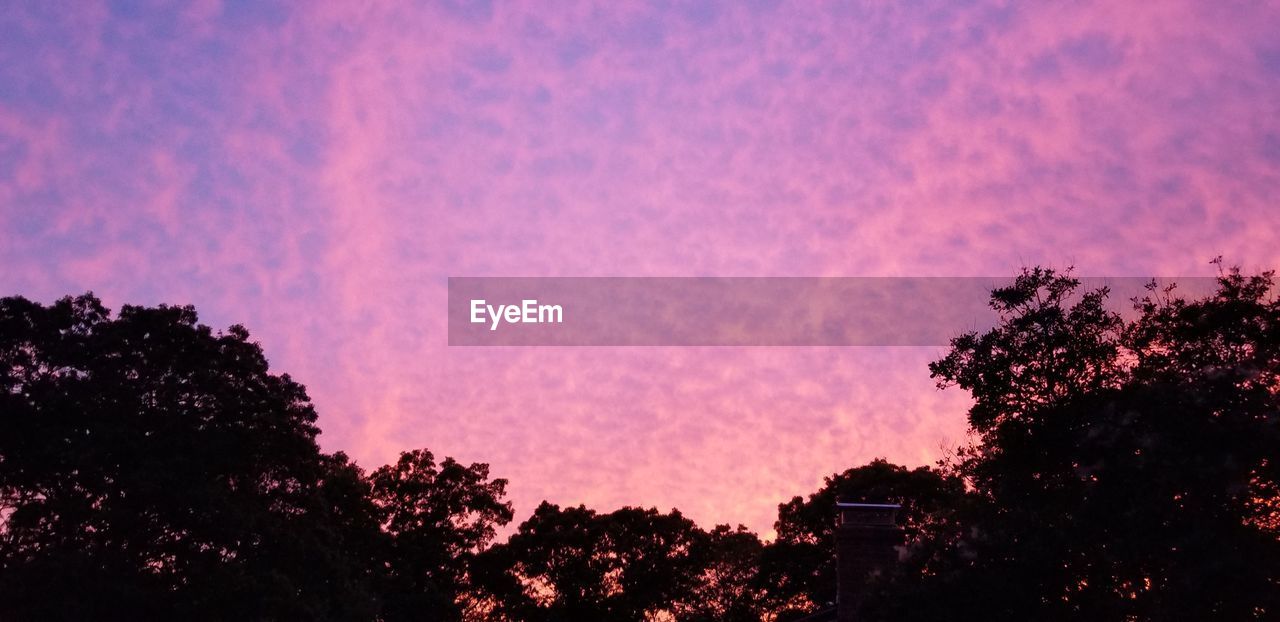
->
xmin=447 ymin=277 xmax=1218 ymax=346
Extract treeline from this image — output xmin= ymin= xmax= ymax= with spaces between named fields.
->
xmin=2 ymin=266 xmax=1278 ymax=621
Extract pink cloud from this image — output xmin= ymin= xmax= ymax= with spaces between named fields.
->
xmin=1 ymin=0 xmax=1278 ymax=533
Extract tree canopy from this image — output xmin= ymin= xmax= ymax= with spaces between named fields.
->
xmin=891 ymin=266 xmax=1280 ymax=620
xmin=469 ymin=502 xmax=710 ymax=621
xmin=761 ymin=459 xmax=966 ymax=618
xmin=0 ymin=295 xmax=509 ymax=621
xmin=3 ymin=267 xmax=1277 ymax=620
xmin=370 ymin=448 xmax=513 ymax=621
xmin=0 ymin=294 xmax=380 ymax=619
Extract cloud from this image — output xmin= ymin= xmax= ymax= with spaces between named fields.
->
xmin=2 ymin=0 xmax=1278 ymax=533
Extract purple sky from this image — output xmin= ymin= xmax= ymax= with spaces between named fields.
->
xmin=2 ymin=1 xmax=1279 ymax=535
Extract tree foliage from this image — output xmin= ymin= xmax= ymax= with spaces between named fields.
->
xmin=470 ymin=502 xmax=710 ymax=621
xmin=4 ymin=268 xmax=1278 ymax=621
xmin=891 ymin=266 xmax=1280 ymax=620
xmin=761 ymin=459 xmax=966 ymax=618
xmin=0 ymin=294 xmax=382 ymax=619
xmin=0 ymin=294 xmax=515 ymax=621
xmin=370 ymin=449 xmax=513 ymax=621
xmin=680 ymin=524 xmax=767 ymax=622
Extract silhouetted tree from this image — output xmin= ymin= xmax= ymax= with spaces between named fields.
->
xmin=866 ymin=266 xmax=1280 ymax=620
xmin=760 ymin=459 xmax=967 ymax=619
xmin=470 ymin=502 xmax=708 ymax=621
xmin=9 ymin=266 xmax=1277 ymax=621
xmin=0 ymin=294 xmax=382 ymax=620
xmin=371 ymin=448 xmax=513 ymax=621
xmin=677 ymin=524 xmax=767 ymax=622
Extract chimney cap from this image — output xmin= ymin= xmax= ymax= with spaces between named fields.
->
xmin=835 ymin=502 xmax=901 ymax=509
xmin=836 ymin=502 xmax=902 ymax=527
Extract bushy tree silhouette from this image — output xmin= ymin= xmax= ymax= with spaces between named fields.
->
xmin=679 ymin=524 xmax=767 ymax=622
xmin=371 ymin=448 xmax=513 ymax=621
xmin=0 ymin=294 xmax=382 ymax=620
xmin=865 ymin=267 xmax=1280 ymax=620
xmin=0 ymin=294 xmax=516 ymax=621
xmin=470 ymin=502 xmax=709 ymax=621
xmin=760 ymin=459 xmax=966 ymax=620
xmin=4 ymin=267 xmax=1277 ymax=621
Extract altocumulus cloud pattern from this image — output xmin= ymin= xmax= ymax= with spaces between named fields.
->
xmin=1 ymin=1 xmax=1278 ymax=533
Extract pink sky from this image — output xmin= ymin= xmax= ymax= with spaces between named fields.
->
xmin=2 ymin=1 xmax=1279 ymax=535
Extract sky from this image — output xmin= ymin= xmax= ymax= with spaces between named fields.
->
xmin=2 ymin=0 xmax=1279 ymax=535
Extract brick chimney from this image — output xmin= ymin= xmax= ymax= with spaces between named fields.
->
xmin=835 ymin=502 xmax=903 ymax=622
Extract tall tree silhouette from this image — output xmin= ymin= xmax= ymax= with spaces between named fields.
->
xmin=6 ymin=268 xmax=1277 ymax=621
xmin=0 ymin=294 xmax=382 ymax=620
xmin=678 ymin=524 xmax=767 ymax=622
xmin=370 ymin=448 xmax=513 ymax=621
xmin=867 ymin=267 xmax=1280 ymax=620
